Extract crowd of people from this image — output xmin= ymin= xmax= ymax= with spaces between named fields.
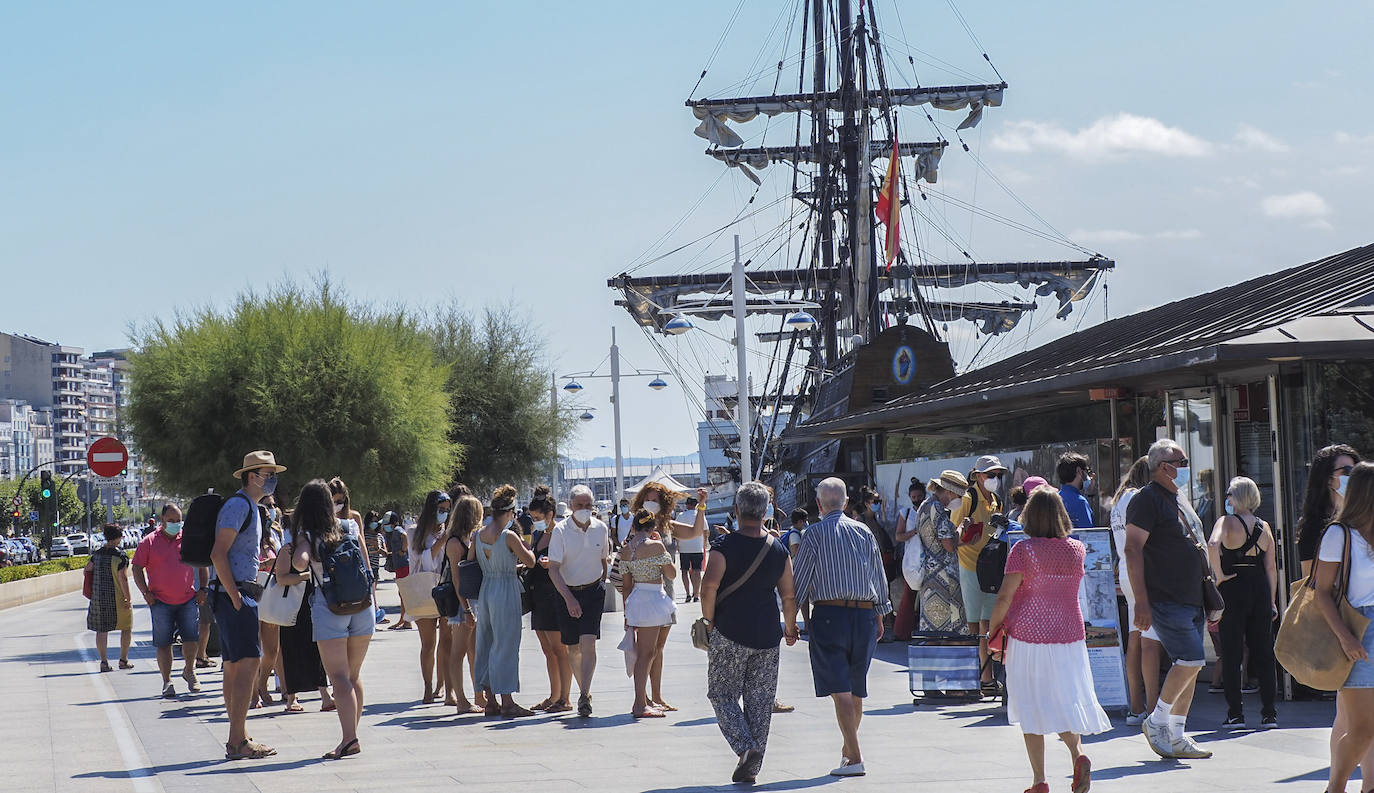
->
xmin=79 ymin=438 xmax=1374 ymax=792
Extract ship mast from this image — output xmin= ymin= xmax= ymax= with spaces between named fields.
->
xmin=810 ymin=0 xmax=838 ymax=364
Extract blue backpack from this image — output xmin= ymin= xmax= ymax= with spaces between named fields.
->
xmin=315 ymin=535 xmax=374 ymax=615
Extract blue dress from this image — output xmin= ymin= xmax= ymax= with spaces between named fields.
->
xmin=473 ymin=529 xmax=523 ymax=696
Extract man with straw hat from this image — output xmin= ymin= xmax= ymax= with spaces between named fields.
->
xmin=211 ymin=450 xmax=286 ymax=760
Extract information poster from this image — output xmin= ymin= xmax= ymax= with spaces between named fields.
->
xmin=1005 ymin=528 xmax=1129 ymax=710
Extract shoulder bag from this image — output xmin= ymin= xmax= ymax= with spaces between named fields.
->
xmin=1181 ymin=507 xmax=1226 ymax=622
xmin=1275 ymin=522 xmax=1371 ymax=691
xmin=431 ymin=553 xmax=462 ymax=619
xmin=692 ymin=535 xmax=774 ymax=651
xmin=258 ymin=569 xmax=305 ymax=627
xmin=457 ymin=537 xmax=484 ymax=601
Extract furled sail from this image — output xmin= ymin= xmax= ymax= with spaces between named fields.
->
xmin=709 ymin=141 xmax=946 ymax=185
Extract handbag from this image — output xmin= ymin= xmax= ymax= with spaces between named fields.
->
xmin=82 ymin=568 xmax=93 ymax=599
xmin=457 ymin=558 xmax=483 ymax=601
xmin=517 ymin=567 xmax=534 ymax=616
xmin=1183 ymin=508 xmax=1225 ymax=622
xmin=398 ymin=570 xmax=441 ymax=621
xmin=257 ymin=570 xmax=305 ymax=627
xmin=901 ymin=534 xmax=927 ymax=590
xmin=431 ymin=555 xmax=462 ymax=618
xmin=1275 ymin=523 xmax=1371 ymax=691
xmin=692 ymin=535 xmax=774 ymax=651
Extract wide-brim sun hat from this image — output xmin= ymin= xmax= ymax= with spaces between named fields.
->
xmin=972 ymin=455 xmax=1007 ymax=475
xmin=936 ymin=469 xmax=969 ymax=496
xmin=555 ymin=501 xmax=570 ymax=519
xmin=233 ymin=450 xmax=286 ymax=478
xmin=1020 ymin=475 xmax=1051 ymax=495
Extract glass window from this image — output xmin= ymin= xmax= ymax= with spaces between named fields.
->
xmin=1171 ymin=394 xmax=1217 ymax=529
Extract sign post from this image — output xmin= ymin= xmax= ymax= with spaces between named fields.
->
xmin=87 ymin=437 xmax=129 ymax=526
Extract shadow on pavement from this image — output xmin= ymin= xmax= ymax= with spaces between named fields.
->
xmin=641 ymin=773 xmax=838 ymax=793
xmin=672 ymin=715 xmax=718 ymax=727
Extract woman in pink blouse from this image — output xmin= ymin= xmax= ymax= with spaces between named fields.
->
xmin=990 ymin=486 xmax=1111 ymax=793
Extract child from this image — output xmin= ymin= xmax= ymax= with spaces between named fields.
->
xmin=86 ymin=523 xmax=133 ymax=672
xmin=990 ymin=487 xmax=1111 ymax=793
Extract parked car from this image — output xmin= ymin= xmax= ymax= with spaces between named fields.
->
xmin=11 ymin=539 xmax=35 ymax=564
xmin=49 ymin=537 xmax=73 ymax=558
xmin=17 ymin=537 xmax=38 ymax=562
xmin=67 ymin=533 xmax=89 ymax=554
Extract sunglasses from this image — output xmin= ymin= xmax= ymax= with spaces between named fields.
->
xmin=1165 ymin=457 xmax=1190 ymax=468
xmin=1335 ymin=465 xmax=1355 ymax=476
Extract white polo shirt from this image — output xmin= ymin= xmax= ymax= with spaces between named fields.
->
xmin=548 ymin=516 xmax=610 ymax=587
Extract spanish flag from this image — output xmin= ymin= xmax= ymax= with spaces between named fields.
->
xmin=874 ymin=134 xmax=900 ymax=269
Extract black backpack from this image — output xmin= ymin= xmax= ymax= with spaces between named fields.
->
xmin=180 ymin=492 xmax=255 ymax=568
xmin=314 ymin=534 xmax=374 ymax=615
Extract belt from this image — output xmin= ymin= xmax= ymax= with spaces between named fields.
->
xmin=568 ymin=581 xmax=603 ymax=591
xmin=813 ymin=599 xmax=875 ymax=610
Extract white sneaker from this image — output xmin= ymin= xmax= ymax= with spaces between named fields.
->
xmin=1125 ymin=711 xmax=1146 ymax=726
xmin=1142 ymin=717 xmax=1174 ymax=758
xmin=830 ymin=758 xmax=866 ymax=777
xmin=1169 ymin=734 xmax=1213 ymax=759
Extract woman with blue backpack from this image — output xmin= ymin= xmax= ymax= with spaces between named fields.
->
xmin=278 ymin=479 xmax=375 ymax=760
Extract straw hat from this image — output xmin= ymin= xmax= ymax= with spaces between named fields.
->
xmin=934 ymin=469 xmax=969 ymax=496
xmin=232 ymin=450 xmax=286 ymax=478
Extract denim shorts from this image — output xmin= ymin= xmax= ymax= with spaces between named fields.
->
xmin=807 ymin=604 xmax=878 ymax=698
xmin=958 ymin=566 xmax=996 ymax=622
xmin=1150 ymin=600 xmax=1206 ymax=666
xmin=310 ymin=590 xmax=376 ymax=642
xmin=212 ymin=590 xmax=262 ymax=662
xmin=1344 ymin=605 xmax=1374 ymax=688
xmin=149 ymin=598 xmax=200 ymax=648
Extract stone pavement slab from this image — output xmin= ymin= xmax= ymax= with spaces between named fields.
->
xmin=0 ymin=579 xmax=1342 ymax=792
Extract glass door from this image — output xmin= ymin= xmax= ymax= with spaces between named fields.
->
xmin=1168 ymin=390 xmax=1218 ymax=529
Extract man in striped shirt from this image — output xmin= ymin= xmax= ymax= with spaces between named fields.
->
xmin=786 ymin=477 xmax=892 ymax=778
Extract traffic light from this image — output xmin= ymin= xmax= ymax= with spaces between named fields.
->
xmin=40 ymin=471 xmax=53 ymax=500
xmin=39 ymin=471 xmax=56 ymax=528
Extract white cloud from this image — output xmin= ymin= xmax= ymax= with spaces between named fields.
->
xmin=1233 ymin=124 xmax=1289 ymax=153
xmin=990 ymin=113 xmax=1213 ymax=160
xmin=1335 ymin=131 xmax=1374 ymax=145
xmin=1261 ymin=191 xmax=1330 ymax=220
xmin=1322 ymin=165 xmax=1364 ymax=177
xmin=1070 ymin=228 xmax=1203 ymax=245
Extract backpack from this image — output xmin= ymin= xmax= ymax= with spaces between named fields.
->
xmin=314 ymin=534 xmax=374 ymax=615
xmin=180 ymin=492 xmax=255 ymax=568
xmin=976 ymin=518 xmax=1019 ymax=594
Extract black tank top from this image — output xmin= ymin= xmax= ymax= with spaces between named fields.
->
xmin=1219 ymin=515 xmax=1265 ymax=576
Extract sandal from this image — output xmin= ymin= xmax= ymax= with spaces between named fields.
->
xmin=225 ymin=739 xmax=277 ymax=760
xmin=501 ymin=704 xmax=535 ymax=718
xmin=119 ymin=660 xmax=134 ymax=670
xmin=545 ymin=699 xmax=572 ymax=713
xmin=99 ymin=661 xmax=112 ymax=673
xmin=651 ymin=700 xmax=678 ymax=712
xmin=195 ymin=658 xmax=215 ymax=669
xmin=284 ymin=701 xmax=306 ymax=714
xmin=1071 ymin=754 xmax=1091 ymax=793
xmin=453 ymin=700 xmax=482 ymax=714
xmin=321 ymin=701 xmax=337 ymax=712
xmin=322 ymin=738 xmax=360 ymax=760
xmin=531 ymin=698 xmax=554 ymax=711
xmin=632 ymin=706 xmax=666 ymax=719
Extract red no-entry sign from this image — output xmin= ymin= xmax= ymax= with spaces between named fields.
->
xmin=87 ymin=436 xmax=129 ymax=478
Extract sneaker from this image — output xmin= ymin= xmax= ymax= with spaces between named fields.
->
xmin=577 ymin=694 xmax=592 ymax=717
xmin=1259 ymin=715 xmax=1278 ymax=730
xmin=162 ymin=682 xmax=176 ymax=699
xmin=1222 ymin=714 xmax=1244 ymax=729
xmin=733 ymin=749 xmax=763 ymax=783
xmin=1241 ymin=679 xmax=1260 ymax=694
xmin=1142 ymin=717 xmax=1174 ymax=758
xmin=1169 ymin=734 xmax=1213 ymax=759
xmin=1125 ymin=711 xmax=1147 ymax=727
xmin=829 ymin=758 xmax=865 ymax=777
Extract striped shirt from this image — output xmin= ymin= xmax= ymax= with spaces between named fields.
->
xmin=793 ymin=510 xmax=893 ymax=615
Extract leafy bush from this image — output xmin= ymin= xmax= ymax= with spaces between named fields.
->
xmin=0 ymin=554 xmax=90 ymax=584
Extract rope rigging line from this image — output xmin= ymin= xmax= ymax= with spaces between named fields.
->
xmin=688 ymin=0 xmax=751 ymax=101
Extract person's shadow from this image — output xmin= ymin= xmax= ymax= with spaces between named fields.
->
xmin=640 ymin=774 xmax=838 ymax=793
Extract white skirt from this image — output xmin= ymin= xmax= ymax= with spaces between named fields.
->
xmin=1005 ymin=637 xmax=1113 ymax=736
xmin=625 ymin=584 xmax=676 ymax=627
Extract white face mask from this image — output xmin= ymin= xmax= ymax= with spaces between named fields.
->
xmin=334 ymin=502 xmax=346 ymax=515
xmin=1172 ymin=464 xmax=1191 ymax=491
xmin=572 ymin=509 xmax=592 ymax=524
xmin=436 ymin=511 xmax=449 ymax=525
xmin=533 ymin=519 xmax=548 ymax=532
xmin=643 ymin=501 xmax=660 ymax=515
xmin=502 ymin=518 xmax=515 ymax=531
xmin=1339 ymin=474 xmax=1350 ymax=498
xmin=983 ymin=476 xmax=1001 ymax=492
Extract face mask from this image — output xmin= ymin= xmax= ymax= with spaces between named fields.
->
xmin=620 ymin=505 xmax=629 ymax=514
xmin=765 ymin=504 xmax=775 ymax=520
xmin=368 ymin=521 xmax=379 ymax=530
xmin=502 ymin=518 xmax=515 ymax=531
xmin=163 ymin=522 xmax=183 ymax=537
xmin=1339 ymin=475 xmax=1350 ymax=498
xmin=436 ymin=511 xmax=449 ymax=525
xmin=261 ymin=474 xmax=278 ymax=495
xmin=533 ymin=519 xmax=548 ymax=532
xmin=334 ymin=503 xmax=346 ymax=515
xmin=1224 ymin=501 xmax=1236 ymax=516
xmin=643 ymin=502 xmax=660 ymax=515
xmin=1172 ymin=464 xmax=1190 ymax=491
xmin=573 ymin=509 xmax=592 ymax=524
xmin=1083 ymin=475 xmax=1094 ymax=491
xmin=984 ymin=476 xmax=1001 ymax=492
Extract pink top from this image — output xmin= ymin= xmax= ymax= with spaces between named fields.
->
xmin=1003 ymin=537 xmax=1086 ymax=645
xmin=132 ymin=530 xmax=197 ymax=606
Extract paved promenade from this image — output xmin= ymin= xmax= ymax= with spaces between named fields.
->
xmin=0 ymin=580 xmax=1344 ymax=792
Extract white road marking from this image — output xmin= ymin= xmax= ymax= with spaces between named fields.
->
xmin=72 ymin=634 xmax=164 ymax=793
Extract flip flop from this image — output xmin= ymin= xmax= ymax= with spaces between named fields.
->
xmin=321 ymin=702 xmax=337 ymax=712
xmin=652 ymin=701 xmax=678 ymax=712
xmin=632 ymin=707 xmax=666 ymax=719
xmin=284 ymin=701 xmax=305 ymax=713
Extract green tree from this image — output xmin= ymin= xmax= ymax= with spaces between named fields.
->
xmin=0 ymin=476 xmax=89 ymax=535
xmin=126 ymin=278 xmax=458 ymax=506
xmin=429 ymin=307 xmax=576 ymax=493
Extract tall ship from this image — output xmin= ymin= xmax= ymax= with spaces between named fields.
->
xmin=609 ymin=0 xmax=1115 ymax=512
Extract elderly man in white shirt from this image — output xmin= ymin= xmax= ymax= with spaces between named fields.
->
xmin=549 ymin=484 xmax=611 ymax=718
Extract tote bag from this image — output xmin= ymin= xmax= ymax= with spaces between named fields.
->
xmin=257 ymin=571 xmax=305 ymax=627
xmin=1275 ymin=523 xmax=1371 ymax=691
xmin=398 ymin=570 xmax=441 ymax=621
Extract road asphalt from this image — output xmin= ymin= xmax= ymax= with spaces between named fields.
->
xmin=0 ymin=578 xmax=1345 ymax=792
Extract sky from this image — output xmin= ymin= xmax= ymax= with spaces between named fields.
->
xmin=3 ymin=1 xmax=1373 ymax=464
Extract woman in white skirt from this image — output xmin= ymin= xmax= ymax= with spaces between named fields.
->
xmin=990 ymin=486 xmax=1111 ymax=793
xmin=619 ymin=509 xmax=678 ymax=718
